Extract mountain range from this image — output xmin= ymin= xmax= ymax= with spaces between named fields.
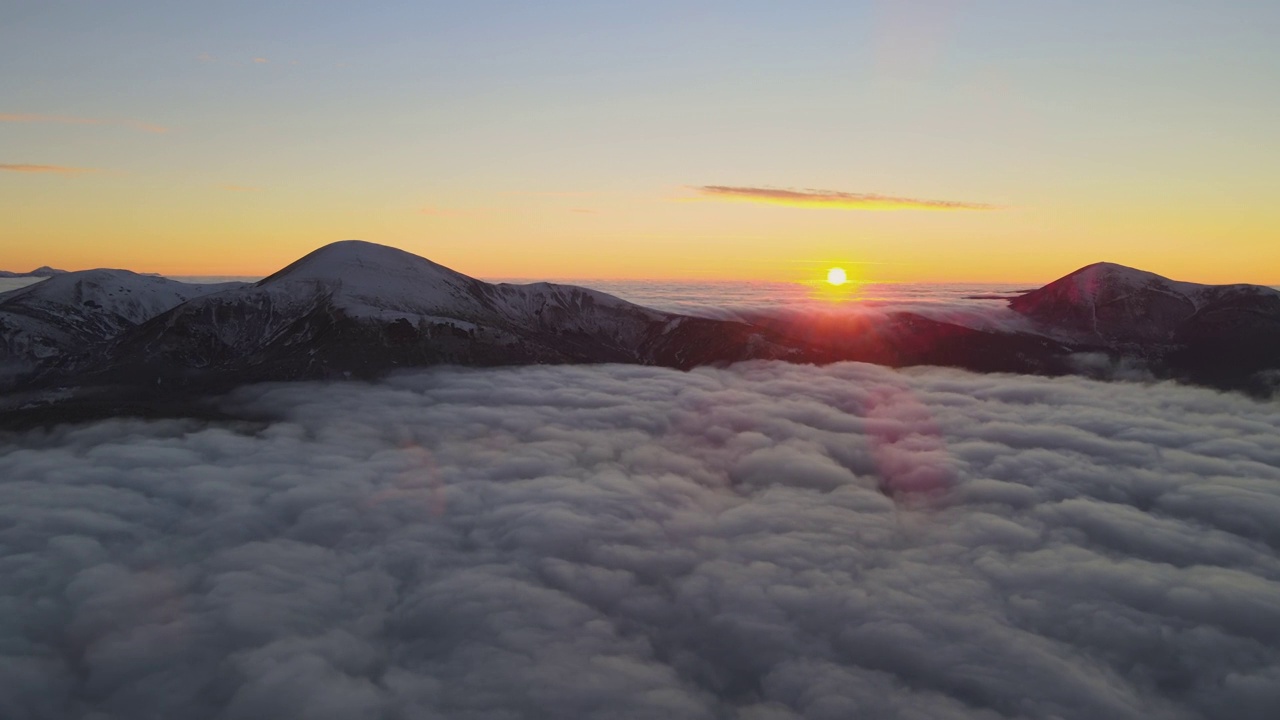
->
xmin=1 ymin=241 xmax=1277 ymax=424
xmin=0 ymin=266 xmax=67 ymax=278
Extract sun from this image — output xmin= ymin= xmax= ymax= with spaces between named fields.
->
xmin=826 ymin=267 xmax=848 ymax=286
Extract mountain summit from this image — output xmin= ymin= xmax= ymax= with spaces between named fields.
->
xmin=1008 ymin=262 xmax=1280 ymax=389
xmin=1010 ymin=261 xmax=1280 ymax=343
xmin=85 ymin=241 xmax=796 ymax=387
xmin=254 ymin=240 xmax=667 ymax=332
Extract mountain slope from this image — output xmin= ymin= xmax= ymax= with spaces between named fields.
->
xmin=0 ymin=270 xmax=246 ymax=368
xmin=88 ymin=241 xmax=797 ymax=386
xmin=4 ymin=248 xmax=1278 ymax=414
xmin=1009 ymin=262 xmax=1280 ymax=390
xmin=1010 ymin=262 xmax=1280 ymax=343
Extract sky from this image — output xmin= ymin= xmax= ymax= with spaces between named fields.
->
xmin=1 ymin=0 xmax=1278 ymax=283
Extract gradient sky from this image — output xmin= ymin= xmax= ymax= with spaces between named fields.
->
xmin=2 ymin=1 xmax=1278 ymax=283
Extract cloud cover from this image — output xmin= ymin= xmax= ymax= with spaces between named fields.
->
xmin=2 ymin=362 xmax=1279 ymax=719
xmin=694 ymin=186 xmax=995 ymax=211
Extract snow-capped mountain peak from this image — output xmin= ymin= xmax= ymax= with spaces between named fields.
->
xmin=76 ymin=240 xmax=778 ymax=386
xmin=260 ymin=240 xmax=462 ymax=290
xmin=1010 ymin=261 xmax=1280 ymax=342
xmin=2 ymin=269 xmax=241 ymax=322
xmin=253 ymin=240 xmax=492 ymax=321
xmin=254 ymin=239 xmax=660 ymax=327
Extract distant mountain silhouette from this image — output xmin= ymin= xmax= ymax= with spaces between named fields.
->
xmin=0 ymin=266 xmax=67 ymax=278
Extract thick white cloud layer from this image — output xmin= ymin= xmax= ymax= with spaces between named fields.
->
xmin=2 ymin=362 xmax=1279 ymax=719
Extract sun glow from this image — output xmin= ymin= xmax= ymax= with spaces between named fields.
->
xmin=826 ymin=267 xmax=848 ymax=285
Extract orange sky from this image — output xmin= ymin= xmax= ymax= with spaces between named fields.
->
xmin=3 ymin=176 xmax=1276 ymax=285
xmin=2 ymin=2 xmax=1278 ymax=285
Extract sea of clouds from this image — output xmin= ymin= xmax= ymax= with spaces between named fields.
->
xmin=3 ymin=361 xmax=1279 ymax=719
xmin=583 ymin=279 xmax=1038 ymax=333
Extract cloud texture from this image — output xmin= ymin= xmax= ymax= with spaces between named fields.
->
xmin=583 ymin=279 xmax=1039 ymax=336
xmin=2 ymin=362 xmax=1279 ymax=719
xmin=694 ymin=186 xmax=994 ymax=211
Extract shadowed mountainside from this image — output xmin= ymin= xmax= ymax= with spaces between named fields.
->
xmin=1 ymin=244 xmax=1277 ymax=425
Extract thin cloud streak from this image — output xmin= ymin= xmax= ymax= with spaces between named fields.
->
xmin=0 ymin=163 xmax=98 ymax=175
xmin=0 ymin=112 xmax=168 ymax=134
xmin=695 ymin=185 xmax=996 ymax=210
xmin=504 ymin=190 xmax=603 ymax=198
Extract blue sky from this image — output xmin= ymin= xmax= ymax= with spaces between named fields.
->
xmin=2 ymin=1 xmax=1278 ymax=280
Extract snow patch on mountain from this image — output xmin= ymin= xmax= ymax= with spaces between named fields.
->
xmin=0 ymin=270 xmax=246 ymax=364
xmin=69 ymin=241 xmax=696 ymax=382
xmin=257 ymin=240 xmax=664 ymax=329
xmin=155 ymin=240 xmax=671 ymax=354
xmin=256 ymin=240 xmax=495 ymax=318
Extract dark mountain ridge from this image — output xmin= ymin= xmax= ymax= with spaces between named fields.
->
xmin=1 ymin=244 xmax=1277 ymax=426
xmin=13 ymin=242 xmax=800 ymax=397
xmin=1010 ymin=262 xmax=1280 ymax=342
xmin=0 ymin=270 xmax=246 ymax=369
xmin=1008 ymin=262 xmax=1280 ymax=389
